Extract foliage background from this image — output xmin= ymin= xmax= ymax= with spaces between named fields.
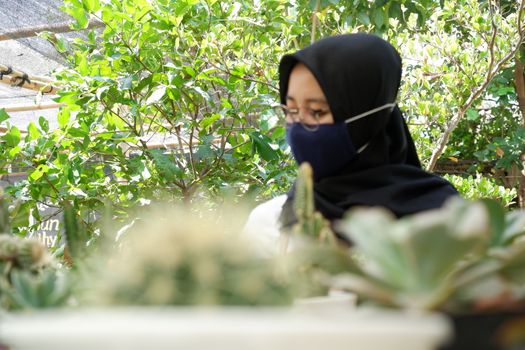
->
xmin=0 ymin=0 xmax=524 ymax=241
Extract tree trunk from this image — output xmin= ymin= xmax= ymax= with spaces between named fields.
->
xmin=514 ymin=57 xmax=525 ymax=207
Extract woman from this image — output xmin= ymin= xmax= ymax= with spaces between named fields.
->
xmin=245 ymin=33 xmax=458 ymax=253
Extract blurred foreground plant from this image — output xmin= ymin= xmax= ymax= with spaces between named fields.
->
xmin=82 ymin=204 xmax=293 ymax=306
xmin=291 ymin=163 xmax=335 ymax=245
xmin=0 ymin=193 xmax=70 ymax=310
xmin=328 ymin=198 xmax=525 ymax=312
xmin=287 ymin=160 xmax=525 ymax=311
xmin=280 ymin=163 xmax=352 ymax=297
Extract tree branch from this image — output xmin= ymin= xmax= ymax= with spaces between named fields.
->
xmin=311 ymin=0 xmax=320 ymax=44
xmin=427 ymin=2 xmax=525 ymax=171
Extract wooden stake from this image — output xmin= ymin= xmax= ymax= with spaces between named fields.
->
xmin=0 ymin=102 xmax=65 ymax=113
xmin=0 ymin=74 xmax=58 ymax=94
xmin=0 ymin=63 xmax=59 ymax=85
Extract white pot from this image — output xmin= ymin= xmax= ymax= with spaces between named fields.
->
xmin=0 ymin=307 xmax=451 ymax=350
xmin=293 ymin=290 xmax=357 ymax=313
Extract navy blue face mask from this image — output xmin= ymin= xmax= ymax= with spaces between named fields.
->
xmin=286 ymin=103 xmax=396 ymax=181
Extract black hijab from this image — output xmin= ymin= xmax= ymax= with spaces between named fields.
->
xmin=278 ymin=33 xmax=458 ymax=227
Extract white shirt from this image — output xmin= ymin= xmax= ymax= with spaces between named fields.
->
xmin=243 ymin=195 xmax=288 ymax=256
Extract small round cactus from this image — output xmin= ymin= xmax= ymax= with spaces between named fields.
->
xmin=17 ymin=238 xmax=47 ymax=269
xmin=88 ymin=206 xmax=294 ymax=307
xmin=0 ymin=234 xmax=50 ymax=270
xmin=0 ymin=234 xmax=19 ymax=261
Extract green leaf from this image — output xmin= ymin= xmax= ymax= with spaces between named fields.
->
xmin=77 ymin=53 xmax=89 ymax=75
xmin=8 ymin=146 xmax=21 ymax=158
xmin=67 ymin=4 xmax=90 ymax=29
xmin=339 ymin=200 xmax=491 ymax=306
xmin=249 ymin=132 xmax=279 ymax=161
xmin=11 ymin=201 xmax=31 ymax=228
xmin=466 ymin=109 xmax=480 ymax=121
xmin=271 ymin=126 xmax=286 ymax=140
xmin=148 ymin=150 xmax=183 ymax=180
xmin=58 ymin=110 xmax=71 ymax=128
xmin=0 ymin=108 xmax=10 ymax=123
xmin=56 ymin=37 xmax=70 ymax=53
xmin=408 ymin=216 xmax=484 ymax=290
xmin=184 ymin=66 xmax=196 ymax=77
xmin=357 ymin=12 xmax=371 ymax=25
xmin=39 ymin=116 xmax=49 ymax=132
xmin=82 ymin=0 xmax=100 ymax=11
xmin=388 ymin=2 xmax=403 ymax=19
xmin=70 ymin=188 xmax=88 ymax=198
xmin=195 ymin=143 xmax=214 ymax=160
xmin=4 ymin=126 xmax=21 ymax=147
xmin=29 ymin=165 xmax=49 ymax=181
xmin=200 ymin=114 xmax=220 ymax=129
xmin=496 ymin=87 xmax=514 ymax=96
xmin=27 ymin=122 xmax=42 ymax=140
xmin=416 ymin=9 xmax=426 ymax=27
xmin=372 ymin=8 xmax=385 ymax=28
xmin=338 ymin=209 xmax=412 ymax=289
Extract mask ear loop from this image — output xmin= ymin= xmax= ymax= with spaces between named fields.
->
xmin=344 ymin=103 xmax=397 ymax=124
xmin=346 ymin=103 xmax=397 ymax=154
xmin=357 ymin=142 xmax=369 ymax=153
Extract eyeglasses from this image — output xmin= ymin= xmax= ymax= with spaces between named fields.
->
xmin=274 ymin=104 xmax=331 ymax=132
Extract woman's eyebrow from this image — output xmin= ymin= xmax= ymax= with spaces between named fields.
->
xmin=286 ymin=96 xmax=327 ymax=104
xmin=305 ymin=98 xmax=328 ymax=104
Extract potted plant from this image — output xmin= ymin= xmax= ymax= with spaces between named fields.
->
xmin=0 ymin=192 xmax=69 ymax=312
xmin=0 ymin=195 xmax=452 ymax=350
xmin=323 ymin=197 xmax=525 ymax=350
xmin=275 ymin=163 xmax=525 ymax=349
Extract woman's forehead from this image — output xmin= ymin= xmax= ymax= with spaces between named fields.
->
xmin=287 ymin=63 xmax=327 ymax=102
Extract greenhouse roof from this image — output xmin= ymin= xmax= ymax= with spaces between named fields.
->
xmin=0 ymin=0 xmax=77 ymax=131
xmin=0 ymin=1 xmax=185 ymax=147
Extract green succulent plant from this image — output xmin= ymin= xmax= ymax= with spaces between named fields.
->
xmin=291 ymin=163 xmax=335 ymax=245
xmin=0 ymin=233 xmax=69 ymax=310
xmin=63 ymin=201 xmax=90 ymax=265
xmin=327 ymin=198 xmax=525 ymax=312
xmin=0 ymin=194 xmax=70 ymax=311
xmin=280 ymin=163 xmax=355 ymax=297
xmin=2 ymin=269 xmax=70 ymax=310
